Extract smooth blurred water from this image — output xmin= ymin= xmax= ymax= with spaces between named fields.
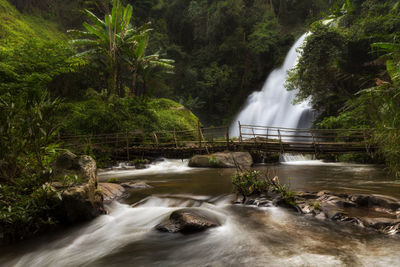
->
xmin=230 ymin=33 xmax=314 ymax=137
xmin=2 ymin=160 xmax=400 ymax=267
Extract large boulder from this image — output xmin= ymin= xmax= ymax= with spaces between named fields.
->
xmin=53 ymin=150 xmax=97 ymax=184
xmin=51 ymin=151 xmax=105 ymax=223
xmin=156 ymin=209 xmax=221 ymax=234
xmin=189 ymin=152 xmax=253 ymax=168
xmin=53 ymin=184 xmax=105 ymax=223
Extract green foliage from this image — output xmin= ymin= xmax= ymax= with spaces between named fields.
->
xmin=0 ymin=0 xmax=65 ymax=47
xmin=208 ymin=156 xmax=220 ymax=167
xmin=70 ymin=0 xmax=174 ymax=97
xmin=0 ymin=91 xmax=63 ymax=242
xmin=287 ymin=0 xmax=400 ymax=175
xmin=232 ymin=169 xmax=297 ymax=206
xmin=62 ymin=97 xmax=198 ymax=136
xmin=106 ymin=178 xmax=119 ymax=184
xmin=177 ymin=94 xmax=205 ymax=110
xmin=232 ymin=170 xmax=269 ymax=197
xmin=0 ymin=182 xmax=60 ymax=242
xmin=124 ymin=0 xmax=316 ymax=124
xmin=0 ymin=39 xmax=80 ymax=98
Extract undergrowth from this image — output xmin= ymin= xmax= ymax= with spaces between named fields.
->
xmin=232 ymin=168 xmax=297 ymax=206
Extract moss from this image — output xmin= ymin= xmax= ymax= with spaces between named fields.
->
xmin=208 ymin=155 xmax=221 ymax=167
xmin=149 ymin=98 xmax=198 ymax=132
xmin=106 ymin=178 xmax=119 ymax=184
xmin=0 ymin=0 xmax=65 ymax=49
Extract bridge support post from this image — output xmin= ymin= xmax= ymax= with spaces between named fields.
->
xmin=125 ymin=131 xmax=130 ymax=161
xmin=153 ymin=132 xmax=159 ymax=149
xmin=238 ymin=121 xmax=243 ymax=143
xmin=173 ymin=129 xmax=178 ymax=148
xmin=226 ymin=127 xmax=230 ymax=151
xmin=311 ymin=131 xmax=318 ymax=156
xmin=278 ymin=129 xmax=284 ymax=153
xmin=197 ymin=120 xmax=202 ymax=148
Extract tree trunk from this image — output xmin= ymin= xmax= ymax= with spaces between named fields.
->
xmin=130 ymin=68 xmax=138 ymax=97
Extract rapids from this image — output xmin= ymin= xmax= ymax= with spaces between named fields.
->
xmin=1 ymin=159 xmax=400 ymax=267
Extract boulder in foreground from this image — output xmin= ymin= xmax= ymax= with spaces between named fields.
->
xmin=156 ymin=209 xmax=221 ymax=234
xmin=51 ymin=151 xmax=105 ymax=223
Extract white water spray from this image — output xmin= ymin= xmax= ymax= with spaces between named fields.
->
xmin=230 ymin=33 xmax=313 ymax=137
xmin=98 ymin=158 xmax=192 ymax=180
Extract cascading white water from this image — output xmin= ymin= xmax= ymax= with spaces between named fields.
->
xmin=98 ymin=158 xmax=192 ymax=180
xmin=230 ymin=33 xmax=313 ymax=137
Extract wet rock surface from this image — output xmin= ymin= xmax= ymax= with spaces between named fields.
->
xmin=99 ymin=183 xmax=126 ymax=204
xmin=156 ymin=209 xmax=221 ymax=234
xmin=189 ymin=152 xmax=253 ymax=168
xmin=238 ymin=190 xmax=400 ymax=235
xmin=50 ymin=151 xmax=105 ymax=223
xmin=120 ymin=182 xmax=153 ymax=189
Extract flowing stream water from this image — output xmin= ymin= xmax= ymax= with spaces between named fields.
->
xmin=1 ymin=159 xmax=400 ymax=266
xmin=2 ymin=36 xmax=400 ymax=266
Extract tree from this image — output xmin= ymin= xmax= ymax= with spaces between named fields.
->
xmin=69 ymin=0 xmax=134 ymax=96
xmin=122 ymin=31 xmax=174 ymax=96
xmin=70 ymin=0 xmax=174 ymax=97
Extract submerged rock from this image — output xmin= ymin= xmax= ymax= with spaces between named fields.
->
xmin=188 ymin=152 xmax=253 ymax=168
xmin=156 ymin=209 xmax=221 ymax=234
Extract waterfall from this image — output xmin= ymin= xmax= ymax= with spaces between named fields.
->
xmin=230 ymin=33 xmax=313 ymax=137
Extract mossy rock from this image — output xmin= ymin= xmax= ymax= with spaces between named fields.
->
xmin=189 ymin=152 xmax=253 ymax=168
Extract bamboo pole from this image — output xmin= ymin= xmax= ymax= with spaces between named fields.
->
xmin=278 ymin=129 xmax=283 ymax=153
xmin=173 ymin=129 xmax=178 ymax=148
xmin=153 ymin=132 xmax=159 ymax=148
xmin=238 ymin=121 xmax=243 ymax=143
xmin=125 ymin=131 xmax=130 ymax=161
xmin=226 ymin=127 xmax=230 ymax=151
xmin=198 ymin=120 xmax=202 ymax=148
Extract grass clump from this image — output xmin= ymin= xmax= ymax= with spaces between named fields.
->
xmin=232 ymin=169 xmax=297 ymax=206
xmin=208 ymin=156 xmax=220 ymax=167
xmin=106 ymin=178 xmax=119 ymax=184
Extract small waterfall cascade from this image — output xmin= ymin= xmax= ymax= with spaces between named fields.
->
xmin=230 ymin=33 xmax=313 ymax=137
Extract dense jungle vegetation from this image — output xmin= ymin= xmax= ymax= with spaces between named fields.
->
xmin=286 ymin=0 xmax=400 ymax=176
xmin=1 ymin=0 xmax=400 ymax=242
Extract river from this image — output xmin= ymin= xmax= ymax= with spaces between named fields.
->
xmin=1 ymin=159 xmax=400 ymax=266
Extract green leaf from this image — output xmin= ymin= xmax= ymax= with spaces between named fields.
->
xmin=84 ymin=9 xmax=105 ymax=28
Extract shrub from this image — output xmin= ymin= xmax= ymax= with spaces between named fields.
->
xmin=232 ymin=169 xmax=297 ymax=206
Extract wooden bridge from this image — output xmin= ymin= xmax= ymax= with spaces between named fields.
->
xmin=60 ymin=123 xmax=375 ymax=160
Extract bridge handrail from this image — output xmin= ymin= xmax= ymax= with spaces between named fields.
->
xmin=240 ymin=124 xmax=370 ymax=133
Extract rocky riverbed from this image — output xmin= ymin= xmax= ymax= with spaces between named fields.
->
xmin=238 ymin=189 xmax=400 ymax=235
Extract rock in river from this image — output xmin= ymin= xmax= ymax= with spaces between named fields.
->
xmin=188 ymin=152 xmax=253 ymax=168
xmin=50 ymin=151 xmax=106 ymax=223
xmin=120 ymin=181 xmax=153 ymax=189
xmin=156 ymin=209 xmax=221 ymax=234
xmin=99 ymin=183 xmax=126 ymax=204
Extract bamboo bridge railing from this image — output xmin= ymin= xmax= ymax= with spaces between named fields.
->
xmin=60 ymin=122 xmax=376 ymax=159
